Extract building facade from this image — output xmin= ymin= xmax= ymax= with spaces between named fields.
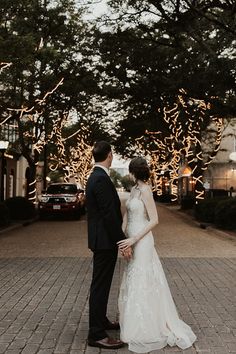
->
xmin=204 ymin=119 xmax=236 ymax=193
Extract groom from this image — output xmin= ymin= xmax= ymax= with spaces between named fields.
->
xmin=86 ymin=141 xmax=131 ymax=349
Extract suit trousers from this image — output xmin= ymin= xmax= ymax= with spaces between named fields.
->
xmin=88 ymin=249 xmax=118 ymax=340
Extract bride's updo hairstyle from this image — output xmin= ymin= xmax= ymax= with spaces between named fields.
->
xmin=129 ymin=157 xmax=150 ymax=182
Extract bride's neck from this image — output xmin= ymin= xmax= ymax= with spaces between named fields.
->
xmin=136 ymin=180 xmax=146 ymax=187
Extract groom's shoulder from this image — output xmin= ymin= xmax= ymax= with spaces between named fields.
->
xmin=88 ymin=168 xmax=108 ymax=183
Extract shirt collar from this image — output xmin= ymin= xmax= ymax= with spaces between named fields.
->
xmin=94 ymin=163 xmax=109 ymax=176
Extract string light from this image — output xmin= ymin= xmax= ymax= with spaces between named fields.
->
xmin=0 ymin=77 xmax=65 ymax=203
xmin=135 ymin=90 xmax=224 ymax=201
xmin=49 ymin=121 xmax=93 ymax=188
xmin=36 ymin=78 xmax=64 ymax=106
xmin=0 ymin=60 xmax=93 ymax=198
xmin=0 ymin=63 xmax=13 ymax=126
xmin=0 ymin=62 xmax=12 ymax=72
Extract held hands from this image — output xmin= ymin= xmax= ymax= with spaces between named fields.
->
xmin=121 ymin=246 xmax=132 ymax=261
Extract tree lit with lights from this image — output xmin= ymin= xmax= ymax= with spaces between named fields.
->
xmin=49 ymin=120 xmax=93 ymax=188
xmin=135 ymin=90 xmax=224 ymax=200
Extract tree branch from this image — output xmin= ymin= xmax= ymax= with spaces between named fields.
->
xmin=185 ymin=0 xmax=236 ymax=35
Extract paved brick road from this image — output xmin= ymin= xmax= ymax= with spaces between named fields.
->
xmin=0 ymin=194 xmax=236 ymax=354
xmin=0 ymin=257 xmax=235 ymax=354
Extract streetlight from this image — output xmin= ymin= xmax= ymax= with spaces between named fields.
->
xmin=178 ymin=163 xmax=193 ymax=197
xmin=0 ymin=140 xmax=9 ymax=202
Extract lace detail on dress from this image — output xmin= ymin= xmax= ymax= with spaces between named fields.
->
xmin=118 ymin=190 xmax=197 ymax=353
xmin=125 ymin=189 xmax=149 ymax=237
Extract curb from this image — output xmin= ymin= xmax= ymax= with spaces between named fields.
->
xmin=0 ymin=216 xmax=39 ymax=235
xmin=0 ymin=223 xmax=22 ymax=235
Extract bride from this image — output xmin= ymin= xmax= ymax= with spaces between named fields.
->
xmin=117 ymin=157 xmax=197 ymax=353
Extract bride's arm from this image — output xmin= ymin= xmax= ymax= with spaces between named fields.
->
xmin=122 ymin=212 xmax=128 ymax=233
xmin=117 ymin=185 xmax=158 ymax=250
xmin=122 ymin=186 xmax=134 ymax=234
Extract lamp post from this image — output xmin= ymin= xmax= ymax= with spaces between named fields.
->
xmin=0 ymin=140 xmax=9 ymax=202
xmin=178 ymin=162 xmax=196 ymax=209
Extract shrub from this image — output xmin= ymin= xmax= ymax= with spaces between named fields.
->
xmin=209 ymin=189 xmax=229 ymax=198
xmin=0 ymin=202 xmax=10 ymax=227
xmin=4 ymin=197 xmax=36 ymax=220
xmin=194 ymin=197 xmax=230 ymax=223
xmin=181 ymin=196 xmax=195 ymax=210
xmin=120 ymin=175 xmax=135 ymax=192
xmin=215 ymin=198 xmax=236 ymax=230
xmin=158 ymin=194 xmax=174 ymax=203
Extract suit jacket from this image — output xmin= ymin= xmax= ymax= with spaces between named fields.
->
xmin=86 ymin=166 xmax=126 ymax=251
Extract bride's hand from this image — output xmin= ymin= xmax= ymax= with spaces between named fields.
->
xmin=117 ymin=238 xmax=137 ymax=250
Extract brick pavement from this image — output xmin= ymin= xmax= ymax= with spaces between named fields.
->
xmin=0 ymin=257 xmax=236 ymax=354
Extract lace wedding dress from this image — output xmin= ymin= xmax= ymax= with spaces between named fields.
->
xmin=118 ymin=187 xmax=197 ymax=353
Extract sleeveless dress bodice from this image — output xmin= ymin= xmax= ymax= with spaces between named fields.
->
xmin=127 ymin=197 xmax=148 ymax=228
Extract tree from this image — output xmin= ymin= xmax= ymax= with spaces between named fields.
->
xmin=110 ymin=168 xmax=122 ymax=188
xmin=49 ymin=120 xmax=93 ymax=188
xmin=95 ymin=0 xmax=236 ymax=155
xmin=134 ymin=90 xmax=225 ymax=199
xmin=120 ymin=174 xmax=134 ymax=191
xmin=0 ymin=0 xmax=99 ymax=201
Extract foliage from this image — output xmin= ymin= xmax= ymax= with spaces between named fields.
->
xmin=1 ymin=0 xmax=235 ymax=202
xmin=120 ymin=174 xmax=134 ymax=191
xmin=48 ymin=121 xmax=94 ymax=187
xmin=134 ymin=92 xmax=224 ymax=199
xmin=158 ymin=194 xmax=174 ymax=203
xmin=0 ymin=0 xmax=97 ymax=114
xmin=47 ymin=170 xmax=64 ymax=184
xmin=95 ymin=0 xmax=236 ymax=155
xmin=0 ymin=202 xmax=10 ymax=227
xmin=208 ymin=189 xmax=229 ymax=198
xmin=194 ymin=197 xmax=230 ymax=223
xmin=180 ymin=196 xmax=195 ymax=210
xmin=4 ymin=196 xmax=36 ymax=220
xmin=110 ymin=168 xmax=123 ymax=188
xmin=215 ymin=198 xmax=236 ymax=230
xmin=0 ymin=0 xmax=99 ymax=200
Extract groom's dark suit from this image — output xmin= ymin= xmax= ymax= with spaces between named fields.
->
xmin=86 ymin=166 xmax=126 ymax=341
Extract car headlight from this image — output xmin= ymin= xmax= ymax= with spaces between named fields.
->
xmin=65 ymin=196 xmax=77 ymax=203
xmin=39 ymin=196 xmax=49 ymax=203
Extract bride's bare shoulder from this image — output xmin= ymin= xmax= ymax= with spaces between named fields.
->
xmin=140 ymin=183 xmax=151 ymax=190
xmin=139 ymin=184 xmax=152 ymax=196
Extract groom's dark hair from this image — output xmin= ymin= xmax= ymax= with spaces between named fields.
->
xmin=92 ymin=141 xmax=112 ymax=162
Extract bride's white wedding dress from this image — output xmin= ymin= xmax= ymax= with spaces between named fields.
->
xmin=118 ymin=186 xmax=197 ymax=353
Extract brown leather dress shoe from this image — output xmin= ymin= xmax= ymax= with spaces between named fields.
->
xmin=88 ymin=337 xmax=124 ymax=349
xmin=105 ymin=321 xmax=120 ymax=330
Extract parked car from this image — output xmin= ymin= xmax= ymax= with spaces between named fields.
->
xmin=38 ymin=183 xmax=86 ymax=219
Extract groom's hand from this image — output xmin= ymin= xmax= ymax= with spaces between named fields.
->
xmin=122 ymin=246 xmax=132 ymax=261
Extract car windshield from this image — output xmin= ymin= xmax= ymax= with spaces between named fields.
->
xmin=46 ymin=184 xmax=77 ymax=194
